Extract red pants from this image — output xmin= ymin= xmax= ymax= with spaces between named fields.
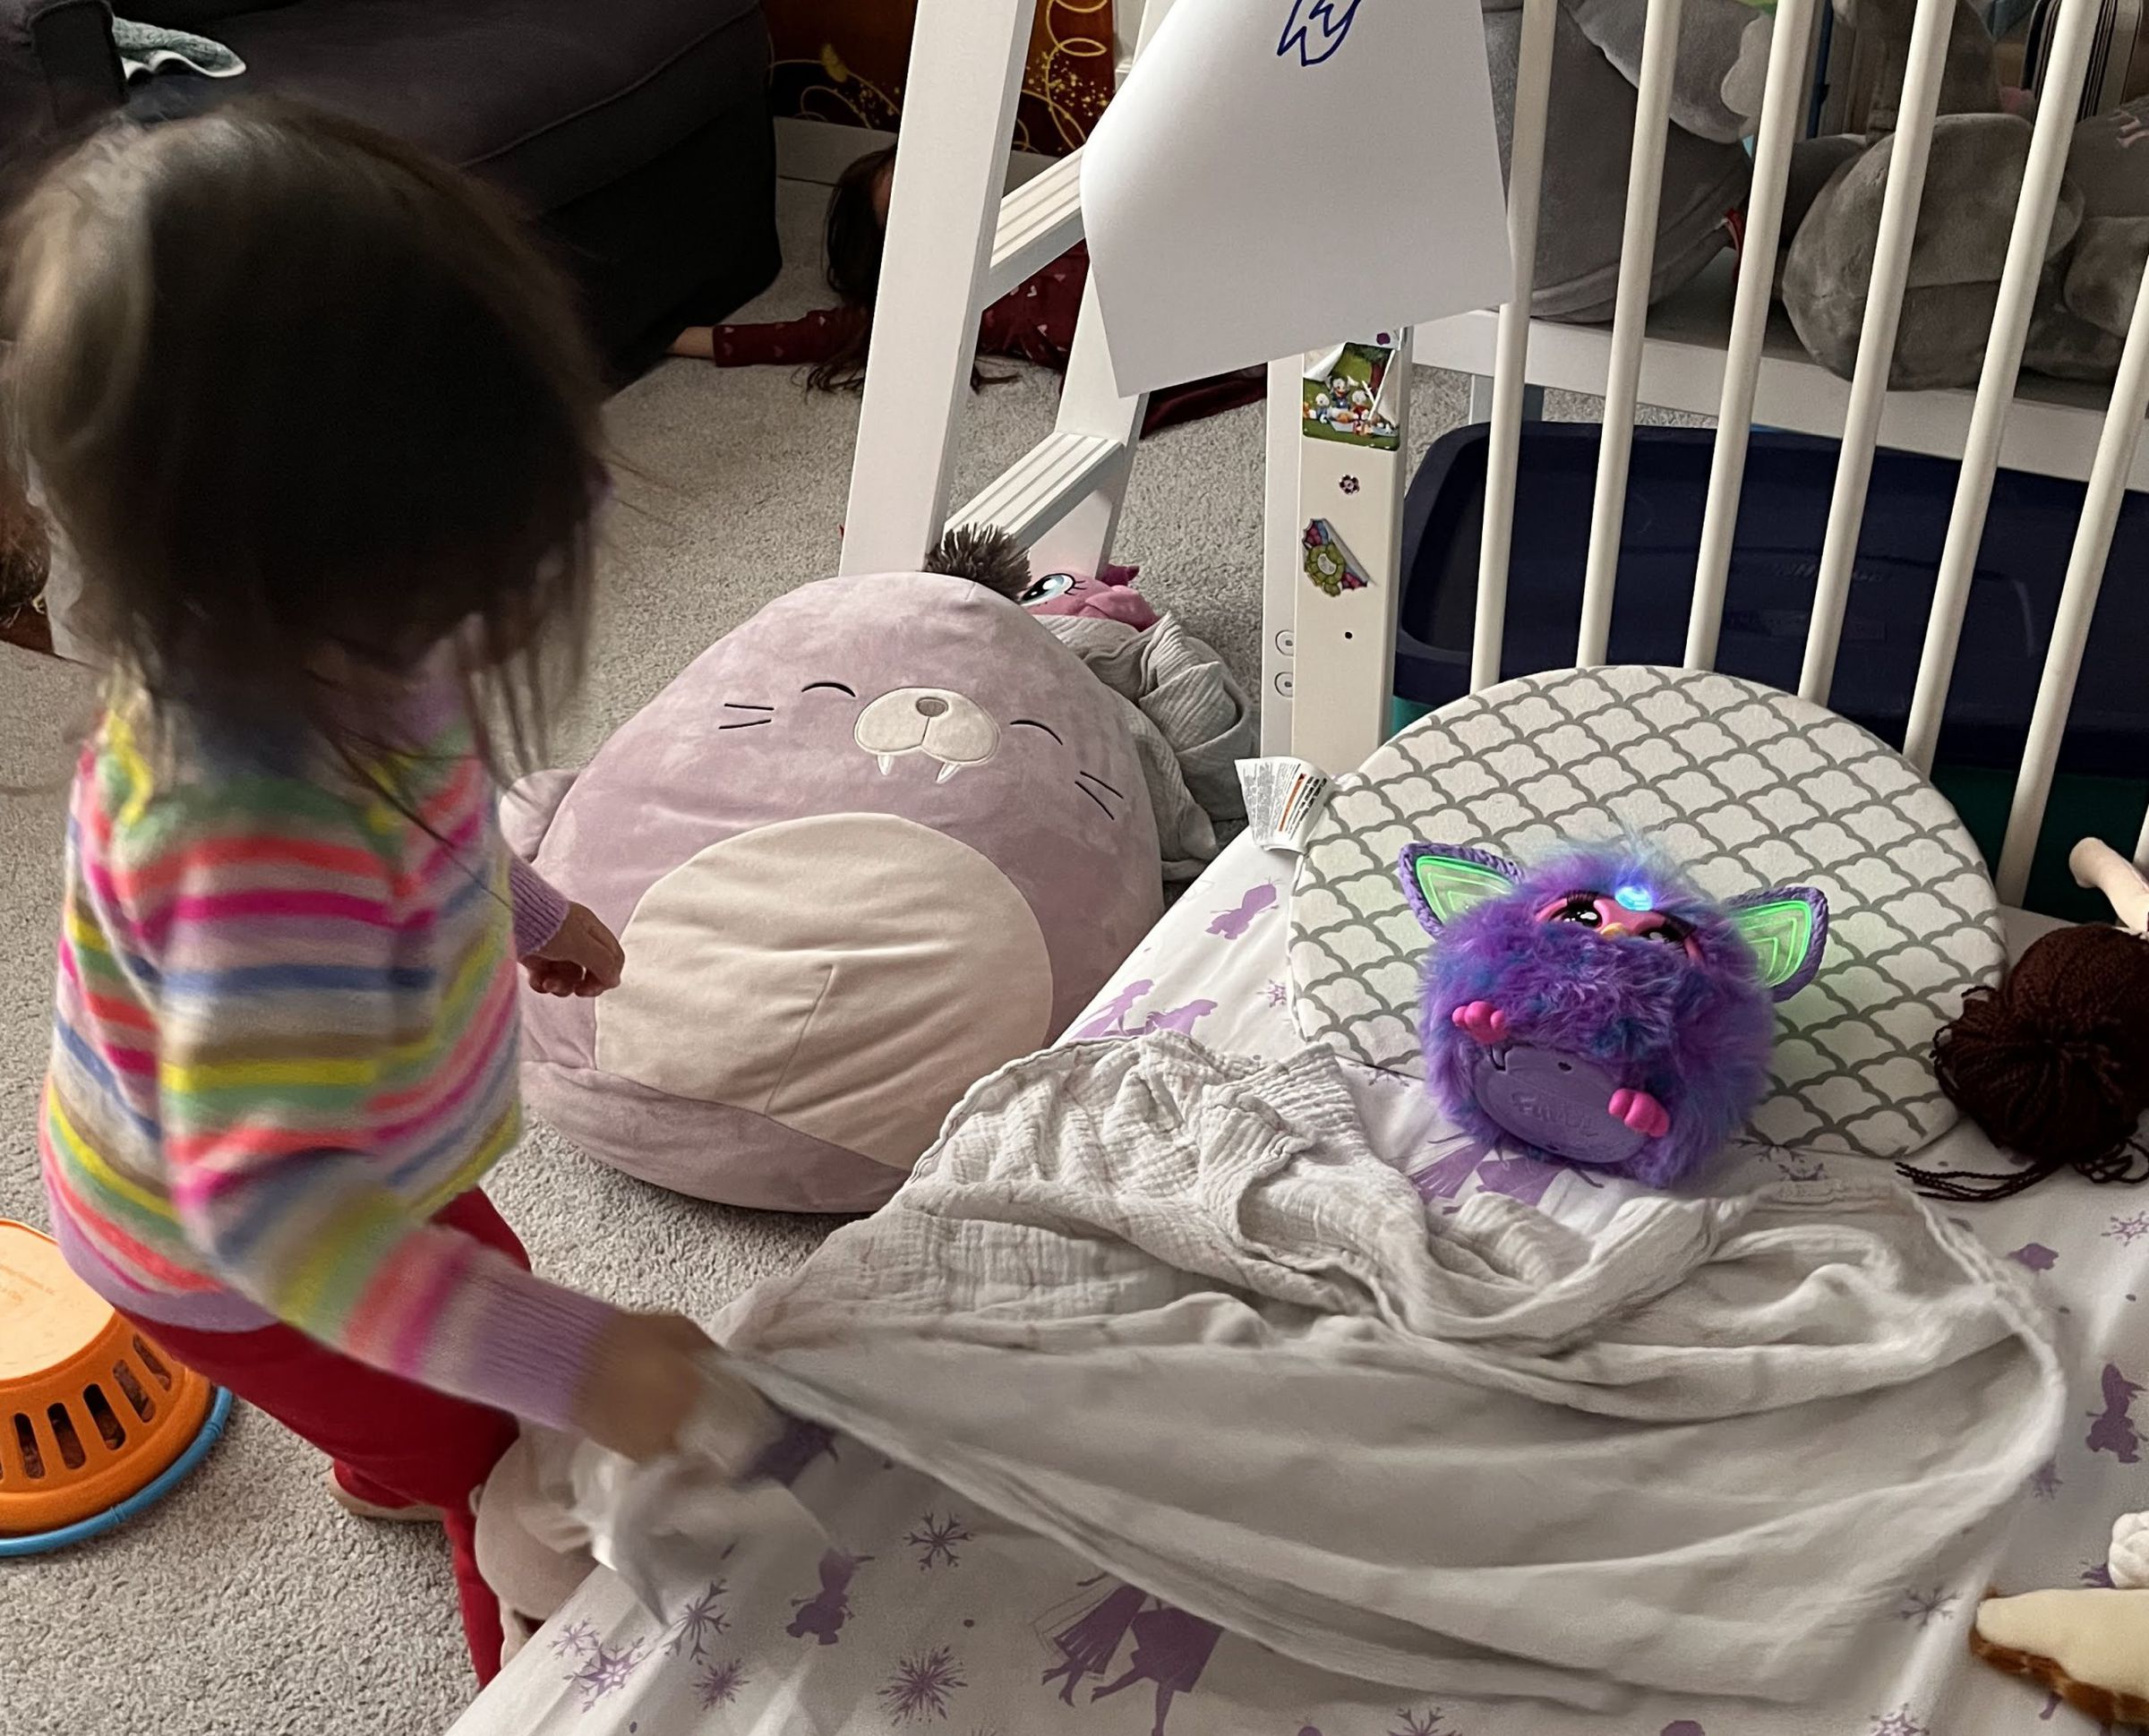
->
xmin=120 ymin=1190 xmax=528 ymax=1682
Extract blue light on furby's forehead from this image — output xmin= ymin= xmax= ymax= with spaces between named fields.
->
xmin=1614 ymin=885 xmax=1652 ymax=912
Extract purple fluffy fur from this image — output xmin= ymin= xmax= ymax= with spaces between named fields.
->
xmin=1419 ymin=843 xmax=1777 ymax=1187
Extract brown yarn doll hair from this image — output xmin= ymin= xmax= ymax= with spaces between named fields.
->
xmin=1901 ymin=923 xmax=2149 ymax=1200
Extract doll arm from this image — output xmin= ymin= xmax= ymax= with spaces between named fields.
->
xmin=2069 ymin=837 xmax=2149 ymax=936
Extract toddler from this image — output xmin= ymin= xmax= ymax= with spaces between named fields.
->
xmin=14 ymin=103 xmax=742 ymax=1680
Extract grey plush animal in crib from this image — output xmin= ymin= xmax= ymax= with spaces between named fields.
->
xmin=1771 ymin=0 xmax=2149 ymax=389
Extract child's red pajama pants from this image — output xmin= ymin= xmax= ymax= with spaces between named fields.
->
xmin=116 ymin=1190 xmax=528 ymax=1682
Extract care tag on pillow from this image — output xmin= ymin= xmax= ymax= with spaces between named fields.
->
xmin=1238 ymin=757 xmax=1334 ymax=854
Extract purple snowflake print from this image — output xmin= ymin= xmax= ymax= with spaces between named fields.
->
xmin=567 ymin=1638 xmax=647 ymax=1707
xmin=696 ymin=1658 xmax=749 ymax=1709
xmin=1868 ymin=1706 xmax=1930 ymax=1736
xmin=2031 ymin=1458 xmax=2062 ymax=1500
xmin=1264 ymin=979 xmax=1288 ymax=1009
xmin=664 ymin=1580 xmax=730 ymax=1660
xmin=1390 ymin=1710 xmax=1459 ymax=1736
xmin=550 ymin=1619 xmax=601 ymax=1659
xmin=880 ymin=1646 xmax=968 ymax=1723
xmin=2010 ymin=1242 xmax=2060 ymax=1271
xmin=905 ymin=1511 xmax=975 ymax=1570
xmin=2108 ymin=1211 xmax=2149 ymax=1244
xmin=1896 ymin=1585 xmax=1957 ymax=1627
xmin=1340 ymin=475 xmax=1362 ymax=494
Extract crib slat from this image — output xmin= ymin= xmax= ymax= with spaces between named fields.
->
xmin=1577 ymin=0 xmax=1686 ymax=668
xmin=1901 ymin=0 xmax=2100 ymax=774
xmin=1473 ymin=0 xmax=1558 ymax=691
xmin=1997 ymin=265 xmax=2149 ymax=904
xmin=1796 ymin=0 xmax=1956 ymax=704
xmin=1686 ymin=0 xmax=1814 ymax=671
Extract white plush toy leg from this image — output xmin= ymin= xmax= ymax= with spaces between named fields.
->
xmin=2111 ymin=1509 xmax=2149 ymax=1589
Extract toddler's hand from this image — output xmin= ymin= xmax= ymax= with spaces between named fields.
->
xmin=574 ymin=1311 xmax=724 ymax=1462
xmin=523 ymin=901 xmax=624 ymax=997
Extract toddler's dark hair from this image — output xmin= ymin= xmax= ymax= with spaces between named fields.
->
xmin=4 ymin=100 xmax=607 ymax=770
xmin=802 ymin=145 xmax=1007 ymax=398
xmin=807 ymin=145 xmax=895 ymax=394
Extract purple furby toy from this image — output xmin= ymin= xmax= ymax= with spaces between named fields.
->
xmin=1398 ymin=842 xmax=1828 ymax=1186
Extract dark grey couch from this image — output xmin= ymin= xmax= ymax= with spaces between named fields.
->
xmin=0 ymin=0 xmax=781 ymax=373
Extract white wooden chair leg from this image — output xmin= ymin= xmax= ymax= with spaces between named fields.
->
xmin=839 ymin=0 xmax=1040 ymax=576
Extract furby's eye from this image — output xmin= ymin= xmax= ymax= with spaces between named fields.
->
xmin=1639 ymin=916 xmax=1692 ymax=946
xmin=1551 ymin=894 xmax=1600 ymax=928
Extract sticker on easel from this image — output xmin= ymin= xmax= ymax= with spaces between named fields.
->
xmin=1302 ymin=339 xmax=1401 ymax=449
xmin=1302 ymin=518 xmax=1370 ymax=596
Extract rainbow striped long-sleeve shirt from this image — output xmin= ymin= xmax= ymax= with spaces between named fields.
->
xmin=39 ymin=687 xmax=617 ymax=1430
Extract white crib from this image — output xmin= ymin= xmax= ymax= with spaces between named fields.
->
xmin=840 ymin=0 xmax=2149 ymax=910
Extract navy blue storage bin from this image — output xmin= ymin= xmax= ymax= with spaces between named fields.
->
xmin=1396 ymin=423 xmax=2149 ymax=779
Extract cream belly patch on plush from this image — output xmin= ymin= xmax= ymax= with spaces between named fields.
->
xmin=595 ymin=815 xmax=1051 ymax=1169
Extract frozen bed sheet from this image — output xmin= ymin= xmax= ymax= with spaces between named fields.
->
xmin=454 ymin=834 xmax=2149 ymax=1736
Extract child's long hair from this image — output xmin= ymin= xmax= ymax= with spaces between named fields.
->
xmin=3 ymin=100 xmax=607 ymax=774
xmin=806 ymin=146 xmax=895 ymax=393
xmin=804 ymin=145 xmax=1007 ymax=398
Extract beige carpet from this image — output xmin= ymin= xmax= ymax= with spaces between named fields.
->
xmin=0 ymin=178 xmax=1669 ymax=1735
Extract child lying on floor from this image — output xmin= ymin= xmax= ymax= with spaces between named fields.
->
xmin=670 ymin=145 xmax=1265 ymax=437
xmin=12 ymin=99 xmax=763 ymax=1684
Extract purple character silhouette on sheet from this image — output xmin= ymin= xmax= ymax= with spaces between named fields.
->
xmin=1089 ymin=1602 xmax=1224 ymax=1736
xmin=1408 ymin=1136 xmax=1568 ymax=1211
xmin=1077 ymin=980 xmax=1153 ymax=1040
xmin=787 ymin=1551 xmax=871 ymax=1645
xmin=1660 ymin=1723 xmax=1706 ymax=1736
xmin=1474 ymin=1153 xmax=1567 ymax=1208
xmin=1408 ymin=1138 xmax=1494 ymax=1203
xmin=758 ymin=1417 xmax=839 ymax=1485
xmin=2011 ymin=1243 xmax=2059 ymax=1272
xmin=1209 ymin=883 xmax=1278 ymax=939
xmin=1140 ymin=998 xmax=1219 ymax=1037
xmin=2088 ymin=1363 xmax=2144 ymax=1463
xmin=1039 ymin=1577 xmax=1149 ymax=1703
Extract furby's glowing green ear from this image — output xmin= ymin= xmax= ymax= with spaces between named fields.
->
xmin=1396 ymin=843 xmax=1520 ymax=935
xmin=1726 ymin=886 xmax=1830 ymax=1001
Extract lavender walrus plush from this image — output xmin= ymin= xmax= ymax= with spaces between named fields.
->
xmin=1399 ymin=841 xmax=1828 ymax=1186
xmin=503 ymin=567 xmax=1161 ymax=1212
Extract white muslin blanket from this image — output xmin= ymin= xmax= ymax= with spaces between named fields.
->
xmin=594 ymin=1034 xmax=2068 ymax=1710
